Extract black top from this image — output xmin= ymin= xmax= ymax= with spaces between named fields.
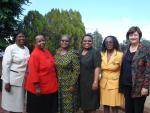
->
xmin=121 ymin=49 xmax=135 ymax=86
xmin=79 ymin=47 xmax=100 ymax=110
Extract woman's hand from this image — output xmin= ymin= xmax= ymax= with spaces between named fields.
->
xmin=5 ymin=83 xmax=11 ymax=92
xmin=35 ymin=87 xmax=41 ymax=95
xmin=92 ymin=81 xmax=98 ymax=91
xmin=92 ymin=67 xmax=100 ymax=90
xmin=141 ymin=88 xmax=148 ymax=96
xmin=34 ymin=83 xmax=41 ymax=95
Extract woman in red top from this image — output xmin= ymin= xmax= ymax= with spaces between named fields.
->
xmin=25 ymin=34 xmax=58 ymax=113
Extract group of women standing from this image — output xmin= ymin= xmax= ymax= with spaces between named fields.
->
xmin=1 ymin=26 xmax=150 ymax=113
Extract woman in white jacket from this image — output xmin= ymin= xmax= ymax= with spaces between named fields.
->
xmin=1 ymin=31 xmax=30 ymax=113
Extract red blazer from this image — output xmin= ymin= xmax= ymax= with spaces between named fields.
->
xmin=25 ymin=48 xmax=58 ymax=94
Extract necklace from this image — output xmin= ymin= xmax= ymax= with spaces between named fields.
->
xmin=82 ymin=50 xmax=88 ymax=55
xmin=60 ymin=50 xmax=67 ymax=55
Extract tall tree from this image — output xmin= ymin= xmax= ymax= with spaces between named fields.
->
xmin=120 ymin=40 xmax=128 ymax=52
xmin=45 ymin=9 xmax=63 ymax=52
xmin=66 ymin=9 xmax=85 ymax=49
xmin=45 ymin=9 xmax=85 ymax=52
xmin=92 ymin=30 xmax=103 ymax=50
xmin=0 ymin=0 xmax=29 ymax=46
xmin=23 ymin=9 xmax=85 ymax=53
xmin=23 ymin=10 xmax=48 ymax=51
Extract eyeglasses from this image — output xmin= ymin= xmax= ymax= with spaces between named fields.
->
xmin=61 ymin=40 xmax=69 ymax=42
xmin=105 ymin=41 xmax=113 ymax=44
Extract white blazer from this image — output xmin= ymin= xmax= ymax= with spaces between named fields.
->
xmin=1 ymin=44 xmax=30 ymax=86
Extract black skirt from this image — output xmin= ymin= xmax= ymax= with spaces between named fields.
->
xmin=26 ymin=91 xmax=58 ymax=113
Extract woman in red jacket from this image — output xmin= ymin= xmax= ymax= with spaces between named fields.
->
xmin=25 ymin=34 xmax=58 ymax=113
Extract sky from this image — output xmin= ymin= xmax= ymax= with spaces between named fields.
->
xmin=22 ymin=0 xmax=150 ymax=42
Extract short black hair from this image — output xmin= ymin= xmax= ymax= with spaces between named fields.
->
xmin=13 ymin=31 xmax=25 ymax=42
xmin=36 ymin=34 xmax=46 ymax=38
xmin=83 ymin=33 xmax=93 ymax=41
xmin=102 ymin=35 xmax=120 ymax=52
xmin=126 ymin=26 xmax=142 ymax=40
xmin=14 ymin=31 xmax=25 ymax=37
xmin=34 ymin=34 xmax=46 ymax=43
xmin=61 ymin=34 xmax=71 ymax=41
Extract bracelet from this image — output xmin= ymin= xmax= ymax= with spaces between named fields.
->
xmin=99 ymin=74 xmax=102 ymax=78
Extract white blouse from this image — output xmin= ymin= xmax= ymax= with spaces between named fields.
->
xmin=1 ymin=44 xmax=30 ymax=86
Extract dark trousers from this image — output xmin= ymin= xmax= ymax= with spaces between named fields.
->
xmin=123 ymin=87 xmax=146 ymax=113
xmin=27 ymin=91 xmax=58 ymax=113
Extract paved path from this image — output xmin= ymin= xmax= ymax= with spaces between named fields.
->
xmin=0 ymin=92 xmax=149 ymax=113
xmin=0 ymin=92 xmax=123 ymax=113
xmin=0 ymin=91 xmax=124 ymax=113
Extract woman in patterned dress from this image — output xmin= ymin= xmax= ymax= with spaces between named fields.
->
xmin=55 ymin=35 xmax=80 ymax=113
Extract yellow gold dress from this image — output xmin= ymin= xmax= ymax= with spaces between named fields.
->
xmin=100 ymin=50 xmax=124 ymax=106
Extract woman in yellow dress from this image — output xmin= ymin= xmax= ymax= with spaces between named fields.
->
xmin=100 ymin=36 xmax=124 ymax=113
